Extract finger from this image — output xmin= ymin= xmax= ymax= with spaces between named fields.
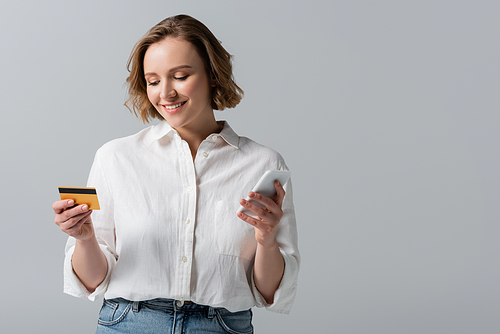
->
xmin=55 ymin=204 xmax=90 ymax=225
xmin=56 ymin=208 xmax=90 ymax=228
xmin=52 ymin=199 xmax=75 ymax=214
xmin=240 ymin=198 xmax=270 ymax=220
xmin=59 ymin=210 xmax=92 ymax=231
xmin=273 ymin=180 xmax=286 ymax=208
xmin=247 ymin=191 xmax=281 ymax=216
xmin=237 ymin=210 xmax=270 ymax=230
xmin=239 ymin=198 xmax=281 ymax=224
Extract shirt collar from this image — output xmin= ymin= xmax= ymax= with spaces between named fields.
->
xmin=144 ymin=120 xmax=240 ymax=149
xmin=144 ymin=120 xmax=176 ymax=146
xmin=217 ymin=121 xmax=240 ymax=149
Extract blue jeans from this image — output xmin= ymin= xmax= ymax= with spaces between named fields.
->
xmin=95 ymin=298 xmax=253 ymax=334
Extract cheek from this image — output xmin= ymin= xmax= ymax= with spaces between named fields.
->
xmin=146 ymin=87 xmax=157 ymax=105
xmin=186 ymin=80 xmax=210 ymax=101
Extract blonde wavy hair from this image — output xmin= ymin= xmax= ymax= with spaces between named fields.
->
xmin=125 ymin=14 xmax=244 ymax=123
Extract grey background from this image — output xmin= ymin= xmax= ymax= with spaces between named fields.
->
xmin=1 ymin=0 xmax=499 ymax=333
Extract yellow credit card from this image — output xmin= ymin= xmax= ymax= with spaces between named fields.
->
xmin=58 ymin=187 xmax=100 ymax=210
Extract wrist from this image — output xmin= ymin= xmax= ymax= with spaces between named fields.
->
xmin=75 ymin=234 xmax=97 ymax=247
xmin=257 ymin=237 xmax=279 ymax=251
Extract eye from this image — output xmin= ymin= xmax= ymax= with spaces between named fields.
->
xmin=174 ymin=75 xmax=188 ymax=81
xmin=147 ymin=81 xmax=159 ymax=86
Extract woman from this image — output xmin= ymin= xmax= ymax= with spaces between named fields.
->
xmin=53 ymin=14 xmax=299 ymax=333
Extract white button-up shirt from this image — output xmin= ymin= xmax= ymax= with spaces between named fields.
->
xmin=63 ymin=121 xmax=300 ymax=314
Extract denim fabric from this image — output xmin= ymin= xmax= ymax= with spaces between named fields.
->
xmin=95 ymin=298 xmax=253 ymax=334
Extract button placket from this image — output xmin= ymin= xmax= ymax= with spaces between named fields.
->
xmin=176 ymin=138 xmax=197 ymax=299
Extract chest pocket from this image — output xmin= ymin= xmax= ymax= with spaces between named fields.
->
xmin=214 ymin=200 xmax=257 ymax=261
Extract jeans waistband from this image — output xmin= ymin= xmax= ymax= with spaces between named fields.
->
xmin=108 ymin=298 xmax=217 ymax=316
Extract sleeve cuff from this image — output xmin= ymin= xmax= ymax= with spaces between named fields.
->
xmin=63 ymin=242 xmax=116 ymax=301
xmin=251 ymin=249 xmax=299 ymax=314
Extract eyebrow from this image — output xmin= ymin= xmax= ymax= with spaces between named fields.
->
xmin=144 ymin=65 xmax=193 ymax=77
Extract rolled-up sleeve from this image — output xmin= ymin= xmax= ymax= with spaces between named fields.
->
xmin=63 ymin=242 xmax=116 ymax=300
xmin=251 ymin=175 xmax=300 ymax=314
xmin=62 ymin=149 xmax=117 ymax=301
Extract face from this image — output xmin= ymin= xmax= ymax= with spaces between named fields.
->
xmin=144 ymin=37 xmax=213 ymax=132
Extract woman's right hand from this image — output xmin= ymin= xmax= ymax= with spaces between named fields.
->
xmin=53 ymin=200 xmax=95 ymax=240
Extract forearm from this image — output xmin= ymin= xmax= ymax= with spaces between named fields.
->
xmin=71 ymin=236 xmax=108 ymax=293
xmin=253 ymin=239 xmax=285 ymax=304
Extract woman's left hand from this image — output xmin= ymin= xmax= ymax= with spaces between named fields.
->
xmin=237 ymin=180 xmax=285 ymax=248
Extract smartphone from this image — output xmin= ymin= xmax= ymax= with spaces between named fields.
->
xmin=58 ymin=187 xmax=100 ymax=210
xmin=237 ymin=170 xmax=291 ymax=217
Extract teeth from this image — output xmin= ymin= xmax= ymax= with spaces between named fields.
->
xmin=164 ymin=102 xmax=184 ymax=110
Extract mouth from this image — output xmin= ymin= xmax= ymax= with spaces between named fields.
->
xmin=161 ymin=101 xmax=187 ymax=114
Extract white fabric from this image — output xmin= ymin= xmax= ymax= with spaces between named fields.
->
xmin=63 ymin=121 xmax=300 ymax=314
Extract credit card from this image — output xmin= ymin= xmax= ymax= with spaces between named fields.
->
xmin=58 ymin=187 xmax=100 ymax=210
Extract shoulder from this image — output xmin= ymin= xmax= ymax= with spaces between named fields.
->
xmin=95 ymin=126 xmax=154 ymax=157
xmin=221 ymin=122 xmax=287 ymax=168
xmin=238 ymin=136 xmax=288 ymax=170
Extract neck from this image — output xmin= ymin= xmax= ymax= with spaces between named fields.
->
xmin=175 ymin=117 xmax=221 ymax=160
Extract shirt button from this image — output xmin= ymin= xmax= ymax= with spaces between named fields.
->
xmin=202 ymin=152 xmax=209 ymax=158
xmin=185 ymin=218 xmax=191 ymax=225
xmin=211 ymin=135 xmax=218 ymax=141
xmin=182 ymin=256 xmax=188 ymax=263
xmin=187 ymin=186 xmax=193 ymax=192
xmin=176 ymin=298 xmax=185 ymax=307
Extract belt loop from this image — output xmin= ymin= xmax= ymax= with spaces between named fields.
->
xmin=132 ymin=301 xmax=140 ymax=312
xmin=207 ymin=306 xmax=216 ymax=319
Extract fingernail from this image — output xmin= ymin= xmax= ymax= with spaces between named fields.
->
xmin=82 ymin=205 xmax=88 ymax=211
xmin=241 ymin=199 xmax=247 ymax=205
xmin=249 ymin=192 xmax=255 ymax=198
xmin=68 ymin=200 xmax=74 ymax=205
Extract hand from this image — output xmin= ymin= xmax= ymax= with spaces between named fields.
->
xmin=53 ymin=199 xmax=95 ymax=240
xmin=237 ymin=180 xmax=285 ymax=248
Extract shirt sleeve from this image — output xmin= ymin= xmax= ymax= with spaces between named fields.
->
xmin=251 ymin=166 xmax=300 ymax=314
xmin=62 ymin=148 xmax=118 ymax=301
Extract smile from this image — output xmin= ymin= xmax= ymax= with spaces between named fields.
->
xmin=163 ymin=101 xmax=186 ymax=110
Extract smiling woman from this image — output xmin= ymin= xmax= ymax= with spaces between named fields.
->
xmin=125 ymin=15 xmax=243 ymax=123
xmin=53 ymin=14 xmax=300 ymax=333
xmin=143 ymin=37 xmax=217 ymax=146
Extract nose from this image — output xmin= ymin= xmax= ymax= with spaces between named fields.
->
xmin=159 ymin=81 xmax=177 ymax=99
